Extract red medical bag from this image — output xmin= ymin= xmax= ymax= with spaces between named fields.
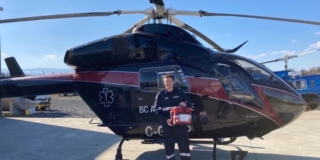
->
xmin=170 ymin=106 xmax=192 ymax=125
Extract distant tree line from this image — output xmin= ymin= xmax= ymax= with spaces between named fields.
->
xmin=300 ymin=66 xmax=320 ymax=75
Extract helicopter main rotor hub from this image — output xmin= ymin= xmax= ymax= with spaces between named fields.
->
xmin=153 ymin=5 xmax=166 ymax=19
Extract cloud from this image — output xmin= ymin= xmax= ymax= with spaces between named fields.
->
xmin=315 ymin=31 xmax=320 ymax=35
xmin=291 ymin=39 xmax=299 ymax=43
xmin=304 ymin=41 xmax=320 ymax=52
xmin=226 ymin=33 xmax=231 ymax=37
xmin=243 ymin=53 xmax=267 ymax=59
xmin=268 ymin=50 xmax=293 ymax=55
xmin=252 ymin=53 xmax=267 ymax=59
xmin=42 ymin=54 xmax=56 ymax=60
xmin=0 ymin=53 xmax=8 ymax=58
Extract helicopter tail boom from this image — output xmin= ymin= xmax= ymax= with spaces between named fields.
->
xmin=0 ymin=74 xmax=75 ymax=98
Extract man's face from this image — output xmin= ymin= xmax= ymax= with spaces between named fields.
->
xmin=164 ymin=77 xmax=174 ymax=89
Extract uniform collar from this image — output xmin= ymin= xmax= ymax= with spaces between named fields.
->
xmin=164 ymin=87 xmax=176 ymax=94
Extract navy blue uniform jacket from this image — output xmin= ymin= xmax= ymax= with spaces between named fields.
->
xmin=154 ymin=88 xmax=192 ymax=123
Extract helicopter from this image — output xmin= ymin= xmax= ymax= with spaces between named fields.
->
xmin=260 ymin=49 xmax=320 ymax=111
xmin=0 ymin=0 xmax=320 ymax=160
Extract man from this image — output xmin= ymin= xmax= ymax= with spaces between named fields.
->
xmin=154 ymin=74 xmax=192 ymax=160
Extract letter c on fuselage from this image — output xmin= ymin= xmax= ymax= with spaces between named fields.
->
xmin=145 ymin=126 xmax=153 ymax=137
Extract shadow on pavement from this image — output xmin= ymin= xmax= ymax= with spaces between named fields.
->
xmin=0 ymin=117 xmax=119 ymax=160
xmin=136 ymin=143 xmax=319 ymax=160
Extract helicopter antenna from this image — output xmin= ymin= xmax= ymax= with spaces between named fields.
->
xmin=260 ymin=49 xmax=320 ymax=70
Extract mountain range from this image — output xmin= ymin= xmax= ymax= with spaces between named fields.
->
xmin=1 ymin=67 xmax=74 ymax=76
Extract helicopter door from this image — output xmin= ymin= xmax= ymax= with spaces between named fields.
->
xmin=138 ymin=65 xmax=190 ymax=92
xmin=134 ymin=66 xmax=191 ymax=124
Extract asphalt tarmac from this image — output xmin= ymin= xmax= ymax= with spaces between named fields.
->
xmin=0 ymin=110 xmax=319 ymax=160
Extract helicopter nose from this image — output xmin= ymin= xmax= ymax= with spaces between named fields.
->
xmin=263 ymin=89 xmax=307 ymax=126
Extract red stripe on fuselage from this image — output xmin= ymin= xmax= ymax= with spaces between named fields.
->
xmin=252 ymin=85 xmax=284 ymax=126
xmin=74 ymin=71 xmax=139 ymax=86
xmin=8 ymin=73 xmax=74 ymax=81
xmin=185 ymin=77 xmax=228 ymax=99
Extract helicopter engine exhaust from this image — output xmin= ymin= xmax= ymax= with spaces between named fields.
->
xmin=64 ymin=34 xmax=134 ymax=69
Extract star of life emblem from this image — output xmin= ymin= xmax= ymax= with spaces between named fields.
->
xmin=99 ymin=88 xmax=114 ymax=107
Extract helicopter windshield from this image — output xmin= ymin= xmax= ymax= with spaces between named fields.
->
xmin=209 ymin=53 xmax=301 ymax=108
xmin=234 ymin=59 xmax=292 ymax=90
xmin=211 ymin=62 xmax=264 ymax=108
xmin=225 ymin=55 xmax=299 ymax=96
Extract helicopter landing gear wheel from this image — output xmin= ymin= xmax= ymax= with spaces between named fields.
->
xmin=115 ymin=138 xmax=127 ymax=160
xmin=216 ymin=137 xmax=237 ymax=145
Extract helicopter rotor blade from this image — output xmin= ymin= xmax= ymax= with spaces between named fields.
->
xmin=119 ymin=8 xmax=153 ymax=15
xmin=167 ymin=16 xmax=225 ymax=52
xmin=124 ymin=16 xmax=151 ymax=33
xmin=167 ymin=8 xmax=203 ymax=16
xmin=0 ymin=11 xmax=123 ymax=24
xmin=0 ymin=8 xmax=156 ymax=24
xmin=199 ymin=11 xmax=320 ymax=26
xmin=164 ymin=9 xmax=320 ymax=26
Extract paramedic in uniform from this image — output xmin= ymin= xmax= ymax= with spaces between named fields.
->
xmin=154 ymin=74 xmax=192 ymax=160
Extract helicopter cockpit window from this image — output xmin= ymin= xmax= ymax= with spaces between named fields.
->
xmin=232 ymin=59 xmax=289 ymax=89
xmin=294 ymin=80 xmax=307 ymax=90
xmin=139 ymin=70 xmax=158 ymax=91
xmin=139 ymin=66 xmax=190 ymax=92
xmin=211 ymin=63 xmax=264 ymax=108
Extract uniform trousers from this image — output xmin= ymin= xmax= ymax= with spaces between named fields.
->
xmin=162 ymin=122 xmax=191 ymax=160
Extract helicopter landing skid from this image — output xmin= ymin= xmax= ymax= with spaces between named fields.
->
xmin=213 ymin=138 xmax=217 ymax=160
xmin=116 ymin=138 xmax=245 ymax=160
xmin=115 ymin=138 xmax=129 ymax=160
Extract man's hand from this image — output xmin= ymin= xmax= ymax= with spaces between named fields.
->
xmin=167 ymin=119 xmax=174 ymax=126
xmin=179 ymin=102 xmax=186 ymax=107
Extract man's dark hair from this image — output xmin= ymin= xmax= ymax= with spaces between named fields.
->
xmin=163 ymin=74 xmax=174 ymax=81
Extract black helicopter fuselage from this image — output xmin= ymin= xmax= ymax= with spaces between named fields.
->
xmin=0 ymin=24 xmax=307 ymax=141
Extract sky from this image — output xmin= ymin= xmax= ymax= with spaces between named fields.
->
xmin=0 ymin=0 xmax=319 ymax=72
